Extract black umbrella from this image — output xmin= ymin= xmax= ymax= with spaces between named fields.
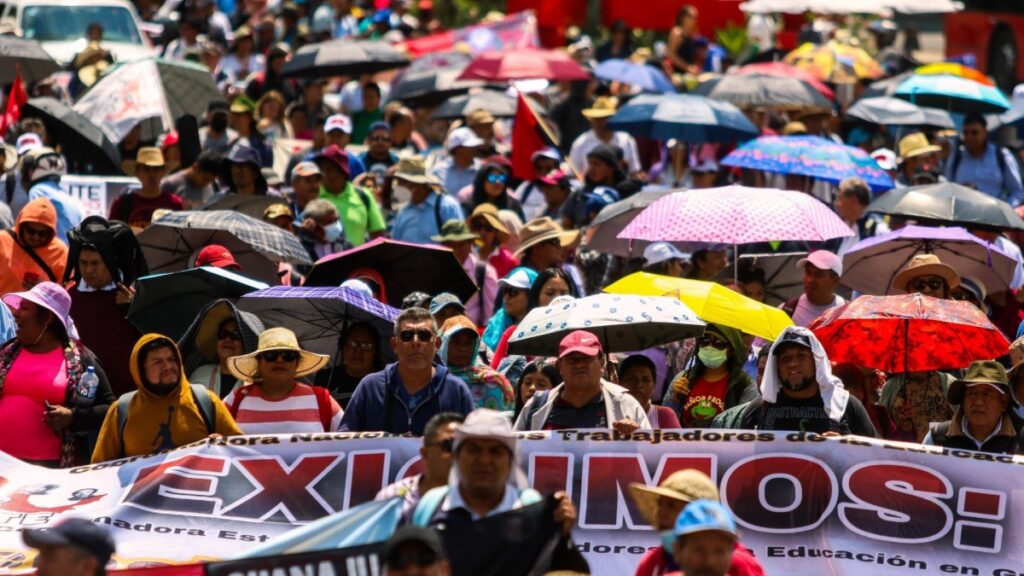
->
xmin=281 ymin=39 xmax=410 ymax=78
xmin=867 ymin=182 xmax=1024 ymax=231
xmin=0 ymin=37 xmax=60 ymax=84
xmin=430 ymin=89 xmax=517 ymax=120
xmin=717 ymin=252 xmax=807 ymax=307
xmin=388 ymin=52 xmax=487 ymax=107
xmin=846 ymin=97 xmax=954 ymax=129
xmin=200 ymin=193 xmax=288 ymax=220
xmin=693 ymin=73 xmax=831 ymax=110
xmin=22 ymin=97 xmax=121 ymax=173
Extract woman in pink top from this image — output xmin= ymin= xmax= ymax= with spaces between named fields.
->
xmin=620 ymin=354 xmax=682 ymax=429
xmin=0 ymin=282 xmax=115 ymax=467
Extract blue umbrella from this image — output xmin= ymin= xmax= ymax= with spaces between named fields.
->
xmin=894 ymin=73 xmax=1010 ymax=114
xmin=593 ymin=59 xmax=676 ymax=93
xmin=607 ymin=93 xmax=759 ymax=142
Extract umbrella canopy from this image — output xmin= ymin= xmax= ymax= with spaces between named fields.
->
xmin=866 ymin=182 xmax=1024 ymax=231
xmin=281 ymin=39 xmax=410 ymax=78
xmin=177 ymin=299 xmax=265 ymax=377
xmin=606 ymin=94 xmax=758 ymax=142
xmin=457 ymin=48 xmax=589 ymax=82
xmin=429 ymin=89 xmax=517 ymax=120
xmin=149 ymin=210 xmax=312 ymax=265
xmin=721 ymin=135 xmax=894 ymax=191
xmin=388 ymin=53 xmax=485 ymax=107
xmin=895 ymin=74 xmax=1011 ymax=114
xmin=846 ymin=97 xmax=955 ymax=129
xmin=304 ymin=237 xmax=477 ymax=304
xmin=717 ymin=252 xmax=807 ymax=307
xmin=784 ymin=42 xmax=884 ymax=83
xmin=915 ymin=63 xmax=994 ymax=86
xmin=127 ymin=267 xmax=269 ymax=340
xmin=841 ymin=225 xmax=1017 ymax=296
xmin=507 ymin=294 xmax=705 ymax=356
xmin=740 ymin=0 xmax=962 ymax=13
xmin=238 ymin=285 xmax=399 ymax=363
xmin=0 ymin=36 xmax=60 ymax=84
xmin=582 ymin=189 xmax=673 ymax=258
xmin=22 ymin=97 xmax=121 ymax=173
xmin=733 ymin=62 xmax=834 ymax=100
xmin=605 ymin=272 xmax=794 ymax=341
xmin=593 ymin=59 xmax=676 ymax=93
xmin=136 ymin=223 xmax=282 ymax=286
xmin=860 ymin=71 xmax=913 ymax=99
xmin=199 ymin=194 xmax=290 ymax=220
xmin=809 ymin=293 xmax=1009 ymax=373
xmin=618 ymin=185 xmax=853 ymax=246
xmin=693 ymin=72 xmax=832 ymax=110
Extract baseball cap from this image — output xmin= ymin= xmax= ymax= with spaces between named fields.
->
xmin=870 ymin=148 xmax=897 ymax=171
xmin=383 ymin=526 xmax=445 ymax=567
xmin=324 ymin=114 xmax=353 ymax=135
xmin=195 ymin=244 xmax=242 ymax=271
xmin=771 ymin=330 xmax=813 ymax=355
xmin=498 ymin=267 xmax=536 ymax=291
xmin=16 ymin=133 xmax=43 ymax=156
xmin=531 ymin=147 xmax=561 ymax=164
xmin=644 ymin=242 xmax=689 ymax=266
xmin=429 ymin=292 xmax=465 ymax=316
xmin=263 ymin=203 xmax=293 ymax=220
xmin=558 ymin=330 xmax=603 ymax=358
xmin=539 ymin=169 xmax=567 ymax=186
xmin=368 ymin=120 xmax=392 ymax=135
xmin=23 ymin=518 xmax=115 ymax=566
xmin=293 ymin=161 xmax=321 ymax=178
xmin=797 ymin=250 xmax=842 ymax=276
xmin=672 ymin=499 xmax=738 ymax=540
xmin=446 ymin=126 xmax=484 ymax=151
xmin=316 ymin=144 xmax=351 ymax=177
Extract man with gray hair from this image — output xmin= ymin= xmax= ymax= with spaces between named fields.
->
xmin=297 ymin=197 xmax=344 ymax=259
xmin=340 ymin=307 xmax=474 ymax=434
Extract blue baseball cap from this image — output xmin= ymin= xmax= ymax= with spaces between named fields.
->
xmin=429 ymin=292 xmax=464 ymax=316
xmin=673 ymin=499 xmax=738 ymax=540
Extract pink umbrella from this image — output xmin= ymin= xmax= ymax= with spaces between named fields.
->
xmin=456 ymin=48 xmax=590 ymax=82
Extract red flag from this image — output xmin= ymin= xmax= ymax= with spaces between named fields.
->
xmin=511 ymin=93 xmax=554 ymax=181
xmin=0 ymin=74 xmax=27 ymax=136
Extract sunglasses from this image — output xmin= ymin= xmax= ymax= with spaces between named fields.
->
xmin=486 ymin=173 xmax=508 ymax=185
xmin=950 ymin=291 xmax=977 ymax=302
xmin=386 ymin=550 xmax=438 ymax=570
xmin=427 ymin=437 xmax=454 ymax=453
xmin=503 ymin=288 xmax=527 ymax=299
xmin=21 ymin=225 xmax=52 ymax=238
xmin=471 ymin=221 xmax=495 ymax=233
xmin=910 ymin=278 xmax=945 ymax=292
xmin=399 ymin=329 xmax=434 ymax=343
xmin=259 ymin=350 xmax=299 ymax=362
xmin=698 ymin=336 xmax=728 ymax=350
xmin=218 ymin=330 xmax=242 ymax=342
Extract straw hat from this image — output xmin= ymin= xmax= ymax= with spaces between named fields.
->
xmin=897 ymin=133 xmax=942 ymax=163
xmin=226 ymin=327 xmax=329 ymax=382
xmin=513 ymin=217 xmax=580 ymax=258
xmin=394 ymin=156 xmax=440 ymax=186
xmin=628 ymin=470 xmax=720 ymax=528
xmin=891 ymin=253 xmax=961 ymax=293
xmin=1007 ymin=336 xmax=1024 ymax=382
xmin=582 ymin=96 xmax=618 ymax=119
xmin=467 ymin=203 xmax=511 ymax=243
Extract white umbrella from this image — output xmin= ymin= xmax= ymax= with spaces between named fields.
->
xmin=740 ymin=0 xmax=961 ymax=14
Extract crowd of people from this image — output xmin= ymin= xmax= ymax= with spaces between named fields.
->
xmin=3 ymin=1 xmax=1024 ymax=575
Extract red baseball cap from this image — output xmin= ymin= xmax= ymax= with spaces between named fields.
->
xmin=315 ymin=144 xmax=351 ymax=177
xmin=558 ymin=330 xmax=603 ymax=358
xmin=195 ymin=244 xmax=242 ymax=271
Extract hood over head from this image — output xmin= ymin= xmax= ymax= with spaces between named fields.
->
xmin=130 ymin=333 xmax=187 ymax=395
xmin=761 ymin=326 xmax=849 ymax=421
xmin=16 ymin=197 xmax=58 ymax=238
xmin=439 ymin=315 xmax=480 ymax=368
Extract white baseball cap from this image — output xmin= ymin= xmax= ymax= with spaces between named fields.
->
xmin=453 ymin=408 xmax=516 ymax=455
xmin=324 ymin=114 xmax=352 ymax=134
xmin=870 ymin=148 xmax=897 ymax=171
xmin=643 ymin=242 xmax=689 ymax=266
xmin=16 ymin=133 xmax=43 ymax=156
xmin=797 ymin=250 xmax=843 ymax=276
xmin=498 ymin=267 xmax=535 ymax=290
xmin=446 ymin=126 xmax=484 ymax=152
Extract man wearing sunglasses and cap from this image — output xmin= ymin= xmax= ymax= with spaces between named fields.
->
xmin=341 ymin=307 xmax=474 ymax=435
xmin=924 ymin=360 xmax=1024 ymax=454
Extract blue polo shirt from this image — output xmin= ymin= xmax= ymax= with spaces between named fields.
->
xmin=391 ymin=192 xmax=464 ymax=244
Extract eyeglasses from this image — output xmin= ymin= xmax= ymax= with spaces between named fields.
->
xmin=399 ymin=329 xmax=434 ymax=343
xmin=218 ymin=330 xmax=242 ymax=342
xmin=910 ymin=278 xmax=945 ymax=292
xmin=386 ymin=550 xmax=438 ymax=570
xmin=698 ymin=336 xmax=728 ymax=350
xmin=486 ymin=173 xmax=508 ymax=185
xmin=259 ymin=350 xmax=299 ymax=362
xmin=344 ymin=340 xmax=375 ymax=352
xmin=426 ymin=437 xmax=454 ymax=452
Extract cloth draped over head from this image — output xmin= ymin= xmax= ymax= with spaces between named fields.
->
xmin=761 ymin=326 xmax=849 ymax=421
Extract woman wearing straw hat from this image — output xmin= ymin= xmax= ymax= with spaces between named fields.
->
xmin=223 ymin=327 xmax=343 ymax=433
xmin=468 ymin=203 xmax=520 ymax=280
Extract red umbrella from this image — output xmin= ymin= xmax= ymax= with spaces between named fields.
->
xmin=457 ymin=48 xmax=590 ymax=82
xmin=809 ymin=293 xmax=1009 ymax=373
xmin=735 ymin=62 xmax=835 ymax=101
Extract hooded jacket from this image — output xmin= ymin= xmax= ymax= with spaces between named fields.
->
xmin=664 ymin=324 xmax=758 ymax=425
xmin=91 ymin=334 xmax=242 ymax=462
xmin=514 ymin=380 xmax=651 ymax=431
xmin=439 ymin=316 xmax=514 ymax=412
xmin=0 ymin=198 xmax=68 ymax=296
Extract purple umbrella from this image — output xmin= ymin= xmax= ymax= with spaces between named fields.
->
xmin=841 ymin=225 xmax=1017 ymax=295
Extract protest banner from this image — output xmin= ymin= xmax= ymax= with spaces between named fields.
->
xmin=74 ymin=60 xmax=169 ymax=144
xmin=401 ymin=11 xmax=539 ymax=57
xmin=59 ymin=175 xmax=141 ymax=218
xmin=0 ymin=430 xmax=1021 ymax=575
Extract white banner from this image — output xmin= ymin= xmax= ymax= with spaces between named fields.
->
xmin=59 ymin=175 xmax=140 ymax=218
xmin=0 ymin=431 xmax=1022 ymax=574
xmin=73 ymin=60 xmax=168 ymax=144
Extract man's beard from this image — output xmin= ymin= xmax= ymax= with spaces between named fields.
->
xmin=781 ymin=376 xmax=814 ymax=393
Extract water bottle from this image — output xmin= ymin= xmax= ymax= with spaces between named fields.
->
xmin=77 ymin=367 xmax=99 ymax=408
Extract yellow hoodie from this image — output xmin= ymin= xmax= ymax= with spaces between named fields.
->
xmin=91 ymin=334 xmax=242 ymax=463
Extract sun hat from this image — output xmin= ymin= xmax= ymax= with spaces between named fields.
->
xmin=2 ymin=282 xmax=79 ymax=340
xmin=498 ymin=267 xmax=537 ymax=290
xmin=797 ymin=250 xmax=842 ymax=276
xmin=673 ymin=499 xmax=738 ymax=540
xmin=891 ymin=253 xmax=961 ymax=293
xmin=1007 ymin=336 xmax=1024 ymax=382
xmin=467 ymin=203 xmax=511 ymax=243
xmin=23 ymin=518 xmax=115 ymax=567
xmin=643 ymin=242 xmax=689 ymax=266
xmin=394 ymin=156 xmax=440 ymax=186
xmin=628 ymin=469 xmax=720 ymax=528
xmin=558 ymin=330 xmax=603 ymax=358
xmin=446 ymin=126 xmax=484 ymax=151
xmin=781 ymin=121 xmax=808 ymax=136
xmin=582 ymin=96 xmax=618 ymax=119
xmin=195 ymin=244 xmax=242 ymax=271
xmin=466 ymin=108 xmax=496 ymax=127
xmin=947 ymin=360 xmax=1015 ymax=406
xmin=429 ymin=292 xmax=465 ymax=316
xmin=431 ymin=219 xmax=478 ymax=243
xmin=229 ymin=96 xmax=256 ymax=116
xmin=897 ymin=132 xmax=942 ymax=163
xmin=227 ymin=327 xmax=330 ymax=382
xmin=513 ymin=216 xmax=581 ymax=258
xmin=135 ymin=147 xmax=165 ymax=169
xmin=324 ymin=114 xmax=353 ymax=135
xmin=453 ymin=408 xmax=516 ymax=456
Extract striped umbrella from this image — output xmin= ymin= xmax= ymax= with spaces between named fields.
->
xmin=149 ymin=210 xmax=311 ymax=266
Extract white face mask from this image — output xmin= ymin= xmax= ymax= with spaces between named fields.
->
xmin=392 ymin=184 xmax=412 ymax=205
xmin=322 ymin=220 xmax=343 ymax=243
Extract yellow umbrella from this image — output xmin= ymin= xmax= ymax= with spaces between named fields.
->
xmin=915 ymin=63 xmax=994 ymax=87
xmin=604 ymin=272 xmax=793 ymax=341
xmin=784 ymin=42 xmax=883 ymax=84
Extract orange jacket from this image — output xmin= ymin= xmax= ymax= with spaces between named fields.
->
xmin=0 ymin=198 xmax=68 ymax=296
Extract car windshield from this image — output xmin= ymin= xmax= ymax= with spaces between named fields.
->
xmin=22 ymin=5 xmax=142 ymax=44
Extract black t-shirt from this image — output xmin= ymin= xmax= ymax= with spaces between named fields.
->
xmin=753 ymin=393 xmax=878 ymax=437
xmin=543 ymin=392 xmax=607 ymax=430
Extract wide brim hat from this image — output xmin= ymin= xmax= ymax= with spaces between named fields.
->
xmin=513 ymin=217 xmax=580 ymax=258
xmin=627 ymin=469 xmax=720 ymax=528
xmin=891 ymin=254 xmax=961 ymax=293
xmin=467 ymin=203 xmax=511 ymax=243
xmin=431 ymin=219 xmax=478 ymax=243
xmin=581 ymin=96 xmax=618 ymax=119
xmin=2 ymin=281 xmax=77 ymax=340
xmin=947 ymin=360 xmax=1015 ymax=406
xmin=1007 ymin=336 xmax=1024 ymax=381
xmin=226 ymin=327 xmax=329 ymax=382
xmin=394 ymin=156 xmax=440 ymax=186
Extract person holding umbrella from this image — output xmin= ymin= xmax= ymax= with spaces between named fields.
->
xmin=946 ymin=113 xmax=1024 ymax=204
xmin=643 ymin=242 xmax=689 ymax=278
xmin=221 ymin=144 xmax=270 ymax=196
xmin=468 ymin=203 xmax=519 ymax=279
xmin=924 ymin=361 xmax=1024 ymax=454
xmin=782 ymin=251 xmax=845 ymax=328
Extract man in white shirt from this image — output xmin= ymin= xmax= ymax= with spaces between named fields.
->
xmin=568 ymin=96 xmax=640 ymax=176
xmin=781 ymin=250 xmax=846 ymax=328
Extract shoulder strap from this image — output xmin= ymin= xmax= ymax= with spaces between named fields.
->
xmin=357 ymin=186 xmax=372 ymax=211
xmin=434 ymin=193 xmax=443 ymax=232
xmin=190 ymin=384 xmax=216 ymax=434
xmin=117 ymin=391 xmax=138 ymax=459
xmin=474 ymin=261 xmax=486 ymax=289
xmin=7 ymin=229 xmax=57 ymax=282
xmin=5 ymin=174 xmax=15 ymax=205
xmin=118 ymin=192 xmax=134 ymax=224
xmin=412 ymin=486 xmax=450 ymax=527
xmin=313 ymin=385 xmax=333 ymax=431
xmin=950 ymin=145 xmax=962 ymax=180
xmin=781 ymin=296 xmax=800 ymax=318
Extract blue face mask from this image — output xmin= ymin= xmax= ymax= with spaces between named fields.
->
xmin=323 ymin=220 xmax=343 ymax=243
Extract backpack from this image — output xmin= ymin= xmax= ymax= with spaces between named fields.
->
xmin=227 ymin=384 xmax=334 ymax=432
xmin=781 ymin=296 xmax=800 ymax=319
xmin=116 ymin=384 xmax=215 ymax=459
